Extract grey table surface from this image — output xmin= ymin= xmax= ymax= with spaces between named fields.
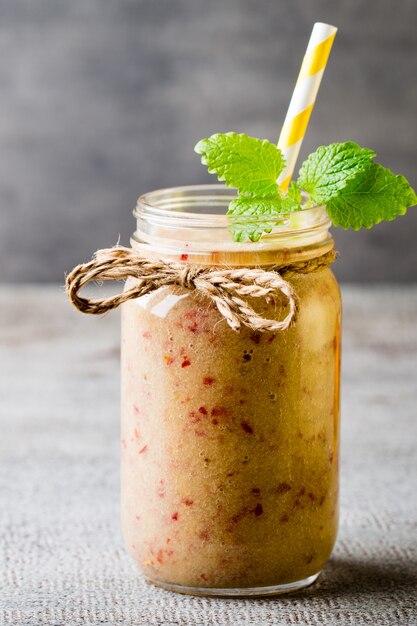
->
xmin=0 ymin=285 xmax=416 ymax=626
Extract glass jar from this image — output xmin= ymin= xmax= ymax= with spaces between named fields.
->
xmin=120 ymin=185 xmax=341 ymax=597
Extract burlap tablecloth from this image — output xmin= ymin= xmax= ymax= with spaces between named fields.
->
xmin=1 ymin=286 xmax=416 ymax=626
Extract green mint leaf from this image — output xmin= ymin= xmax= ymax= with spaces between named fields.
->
xmin=281 ymin=181 xmax=302 ymax=212
xmin=194 ymin=132 xmax=285 ymax=196
xmin=327 ymin=163 xmax=417 ymax=229
xmin=288 ymin=181 xmax=302 ymax=202
xmin=298 ymin=142 xmax=375 ymax=204
xmin=227 ymin=196 xmax=285 ymax=242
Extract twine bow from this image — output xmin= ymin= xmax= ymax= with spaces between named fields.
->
xmin=66 ymin=246 xmax=336 ymax=333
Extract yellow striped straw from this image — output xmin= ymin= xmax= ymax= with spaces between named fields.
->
xmin=278 ymin=22 xmax=337 ymax=192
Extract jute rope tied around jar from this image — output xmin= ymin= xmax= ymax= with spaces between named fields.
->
xmin=66 ymin=247 xmax=336 ymax=333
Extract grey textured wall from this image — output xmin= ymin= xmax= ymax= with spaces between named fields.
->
xmin=1 ymin=0 xmax=416 ymax=283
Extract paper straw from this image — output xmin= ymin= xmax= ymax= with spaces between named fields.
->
xmin=277 ymin=22 xmax=337 ymax=192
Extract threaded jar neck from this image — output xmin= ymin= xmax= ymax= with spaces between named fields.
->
xmin=132 ymin=184 xmax=333 ymax=267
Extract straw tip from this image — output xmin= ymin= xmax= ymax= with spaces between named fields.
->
xmin=313 ymin=22 xmax=338 ymax=34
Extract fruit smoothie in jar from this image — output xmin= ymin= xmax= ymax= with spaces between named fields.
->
xmin=64 ymin=17 xmax=417 ymax=598
xmin=120 ymin=185 xmax=341 ymax=596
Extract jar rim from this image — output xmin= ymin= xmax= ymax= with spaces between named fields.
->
xmin=132 ymin=184 xmax=332 ymax=262
xmin=135 ymin=184 xmax=328 ymax=227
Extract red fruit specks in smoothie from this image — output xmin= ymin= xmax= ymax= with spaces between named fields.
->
xmin=249 ymin=332 xmax=261 ymax=345
xmin=267 ymin=334 xmax=277 ymax=343
xmin=203 ymin=376 xmax=215 ymax=386
xmin=228 ymin=505 xmax=251 ymax=527
xmin=182 ymin=359 xmax=191 ymax=368
xmin=251 ymin=487 xmax=261 ymax=495
xmin=200 ymin=573 xmax=208 ymax=582
xmin=171 ymin=512 xmax=179 ymax=521
xmin=198 ymin=406 xmax=208 ymax=415
xmin=180 ymin=253 xmax=188 ymax=261
xmin=134 ymin=428 xmax=140 ymax=440
xmin=139 ymin=445 xmax=148 ymax=454
xmin=280 ymin=514 xmax=289 ymax=523
xmin=212 ymin=418 xmax=219 ymax=425
xmin=142 ymin=331 xmax=151 ymax=339
xmin=189 ymin=410 xmax=201 ymax=424
xmin=156 ymin=549 xmax=164 ymax=564
xmin=164 ymin=355 xmax=175 ymax=366
xmin=308 ymin=492 xmax=316 ymax=502
xmin=199 ymin=530 xmax=210 ymax=541
xmin=188 ymin=321 xmax=198 ymax=333
xmin=211 ymin=406 xmax=226 ymax=417
xmin=240 ymin=421 xmax=253 ymax=434
xmin=182 ymin=498 xmax=194 ymax=506
xmin=194 ymin=429 xmax=206 ymax=437
xmin=189 ymin=412 xmax=201 ymax=424
xmin=135 ymin=515 xmax=141 ymax=521
xmin=158 ymin=480 xmax=165 ymax=498
xmin=133 ymin=404 xmax=140 ymax=415
xmin=253 ymin=503 xmax=263 ymax=516
xmin=275 ymin=482 xmax=292 ymax=494
xmin=239 ymin=399 xmax=246 ymax=406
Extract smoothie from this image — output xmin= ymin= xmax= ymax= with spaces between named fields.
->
xmin=121 ymin=245 xmax=341 ymax=592
xmin=65 ymin=23 xmax=417 ymax=592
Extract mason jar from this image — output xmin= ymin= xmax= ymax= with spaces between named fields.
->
xmin=120 ymin=184 xmax=341 ymax=597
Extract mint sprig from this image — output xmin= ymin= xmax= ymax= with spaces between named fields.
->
xmin=195 ymin=132 xmax=285 ymax=197
xmin=195 ymin=133 xmax=417 ymax=241
xmin=298 ymin=142 xmax=375 ymax=204
xmin=282 ymin=180 xmax=302 ymax=212
xmin=300 ymin=143 xmax=417 ymax=228
xmin=327 ymin=163 xmax=417 ymax=229
xmin=227 ymin=196 xmax=285 ymax=242
xmin=195 ymin=133 xmax=300 ymax=241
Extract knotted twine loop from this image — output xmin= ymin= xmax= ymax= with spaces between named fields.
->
xmin=66 ymin=247 xmax=336 ymax=333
